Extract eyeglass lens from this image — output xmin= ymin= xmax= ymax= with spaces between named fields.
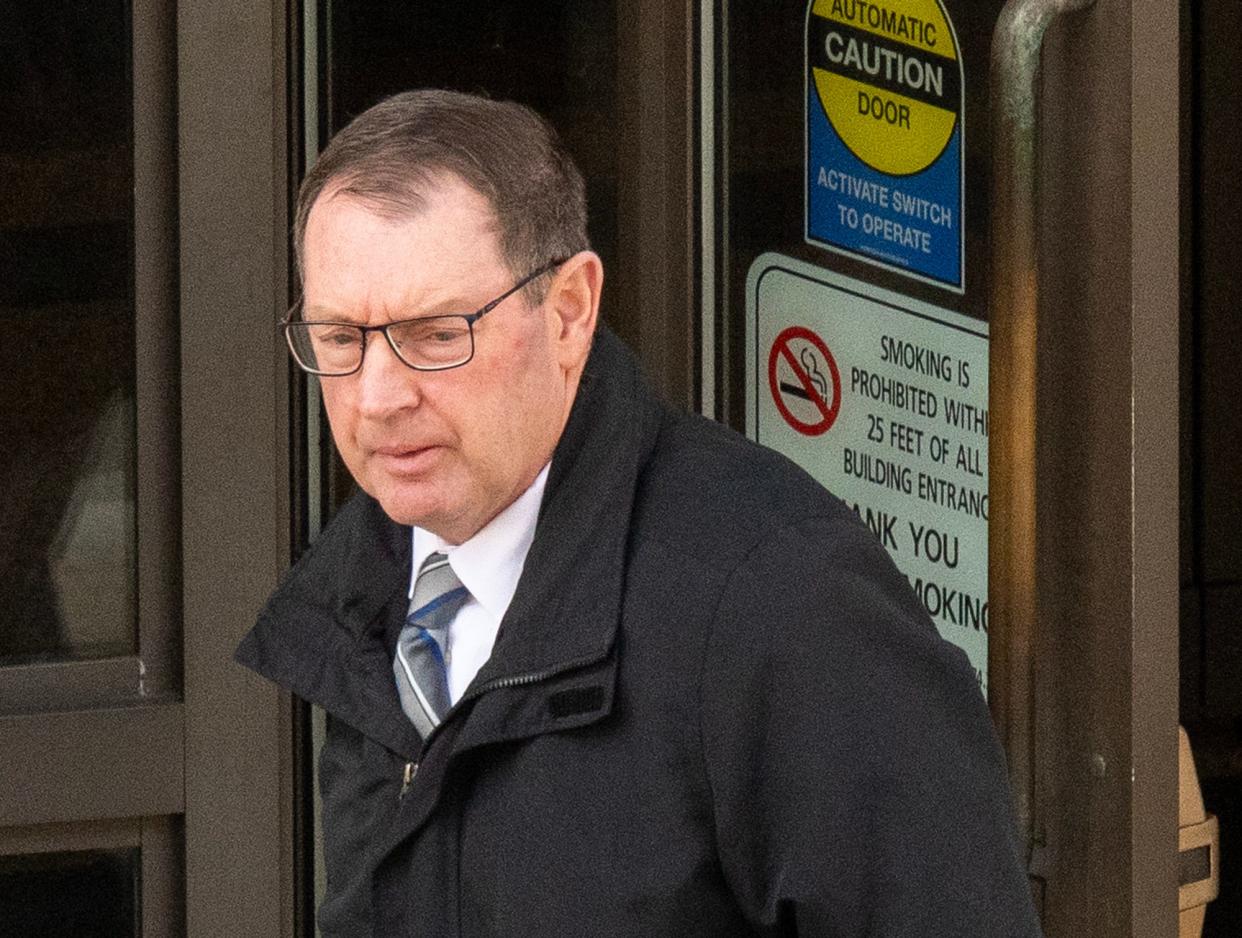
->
xmin=287 ymin=316 xmax=475 ymax=374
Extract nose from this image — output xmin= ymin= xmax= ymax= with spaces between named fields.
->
xmin=354 ymin=330 xmax=422 ymax=418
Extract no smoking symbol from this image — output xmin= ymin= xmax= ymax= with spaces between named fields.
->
xmin=768 ymin=326 xmax=841 ymax=436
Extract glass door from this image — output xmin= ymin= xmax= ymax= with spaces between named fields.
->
xmin=707 ymin=1 xmax=1182 ymax=934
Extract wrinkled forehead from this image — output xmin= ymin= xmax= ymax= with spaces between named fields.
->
xmin=307 ymin=171 xmax=504 ymax=259
xmin=300 ymin=173 xmax=516 ymax=315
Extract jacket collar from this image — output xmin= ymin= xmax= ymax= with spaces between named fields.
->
xmin=235 ymin=327 xmax=664 ymax=752
xmin=467 ymin=326 xmax=662 ymax=688
xmin=235 ymin=492 xmax=420 ymax=756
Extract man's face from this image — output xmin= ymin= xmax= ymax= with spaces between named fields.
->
xmin=301 ymin=174 xmax=589 ymax=543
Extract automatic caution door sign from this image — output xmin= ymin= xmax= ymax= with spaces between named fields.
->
xmin=748 ymin=253 xmax=989 ymax=691
xmin=805 ymin=0 xmax=965 ymax=291
xmin=769 ymin=326 xmax=842 ymax=436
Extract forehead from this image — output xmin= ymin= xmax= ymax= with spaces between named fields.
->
xmin=309 ymin=171 xmax=501 ymax=256
xmin=301 ymin=174 xmax=509 ymax=310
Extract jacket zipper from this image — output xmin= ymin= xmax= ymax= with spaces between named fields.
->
xmin=399 ymin=761 xmax=417 ymax=800
xmin=467 ymin=666 xmax=563 ymax=697
xmin=396 ymin=654 xmax=605 ymax=799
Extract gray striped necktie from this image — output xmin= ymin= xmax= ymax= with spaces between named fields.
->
xmin=393 ymin=552 xmax=469 ymax=738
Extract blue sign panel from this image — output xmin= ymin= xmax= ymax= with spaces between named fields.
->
xmin=805 ymin=0 xmax=965 ymax=292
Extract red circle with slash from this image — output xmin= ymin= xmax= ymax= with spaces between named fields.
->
xmin=768 ymin=326 xmax=841 ymax=436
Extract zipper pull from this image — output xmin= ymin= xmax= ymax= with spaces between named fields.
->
xmin=399 ymin=761 xmax=417 ymax=800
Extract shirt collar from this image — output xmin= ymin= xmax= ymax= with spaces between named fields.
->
xmin=409 ymin=463 xmax=550 ymax=622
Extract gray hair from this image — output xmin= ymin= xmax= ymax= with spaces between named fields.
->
xmin=294 ymin=89 xmax=590 ymax=295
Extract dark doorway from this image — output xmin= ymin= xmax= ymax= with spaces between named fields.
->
xmin=1181 ymin=2 xmax=1242 ymax=934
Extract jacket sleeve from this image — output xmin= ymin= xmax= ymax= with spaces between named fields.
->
xmin=700 ymin=514 xmax=1042 ymax=937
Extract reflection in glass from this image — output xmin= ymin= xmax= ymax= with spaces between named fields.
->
xmin=0 ymin=1 xmax=137 ymax=663
xmin=0 ymin=849 xmax=139 ymax=938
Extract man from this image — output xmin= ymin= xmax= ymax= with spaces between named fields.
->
xmin=237 ymin=90 xmax=1041 ymax=937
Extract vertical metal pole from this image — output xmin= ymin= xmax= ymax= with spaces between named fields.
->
xmin=699 ymin=0 xmax=717 ymax=419
xmin=988 ymin=0 xmax=1096 ymax=853
xmin=133 ymin=0 xmax=182 ymax=699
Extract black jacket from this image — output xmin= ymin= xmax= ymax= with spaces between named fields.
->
xmin=237 ymin=328 xmax=1041 ymax=937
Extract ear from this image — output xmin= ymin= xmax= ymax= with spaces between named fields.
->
xmin=544 ymin=250 xmax=603 ymax=372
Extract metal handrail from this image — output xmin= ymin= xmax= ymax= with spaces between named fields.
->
xmin=988 ymin=0 xmax=1096 ymax=858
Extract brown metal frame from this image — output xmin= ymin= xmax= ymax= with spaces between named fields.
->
xmin=988 ymin=0 xmax=1181 ymax=933
xmin=988 ymin=0 xmax=1096 ymax=857
xmin=615 ymin=0 xmax=699 ymax=411
xmin=0 ymin=705 xmax=183 ymax=827
xmin=178 ymin=0 xmax=296 ymax=933
xmin=134 ymin=0 xmax=185 ymax=704
xmin=0 ymin=817 xmax=183 ymax=938
xmin=1129 ymin=0 xmax=1182 ymax=929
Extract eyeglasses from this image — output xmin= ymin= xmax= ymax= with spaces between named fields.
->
xmin=282 ymin=258 xmax=566 ymax=376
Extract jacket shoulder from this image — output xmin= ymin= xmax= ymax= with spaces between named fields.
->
xmin=632 ymin=410 xmax=858 ymax=568
xmin=630 ymin=409 xmax=951 ymax=677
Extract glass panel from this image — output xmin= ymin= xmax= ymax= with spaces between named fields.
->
xmin=719 ymin=1 xmax=999 ymax=424
xmin=0 ymin=849 xmax=139 ymax=937
xmin=0 ymin=1 xmax=137 ymax=663
xmin=720 ymin=2 xmax=1000 ymax=688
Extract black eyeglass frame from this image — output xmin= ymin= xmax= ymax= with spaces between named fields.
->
xmin=281 ymin=257 xmax=568 ymax=376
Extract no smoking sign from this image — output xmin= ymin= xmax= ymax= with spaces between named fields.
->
xmin=749 ymin=254 xmax=991 ymax=690
xmin=768 ymin=325 xmax=842 ymax=436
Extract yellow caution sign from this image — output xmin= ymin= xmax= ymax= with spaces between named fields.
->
xmin=806 ymin=0 xmax=965 ymax=290
xmin=810 ymin=0 xmax=959 ymax=176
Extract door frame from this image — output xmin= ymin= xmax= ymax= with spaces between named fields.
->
xmin=179 ymin=0 xmax=299 ymax=933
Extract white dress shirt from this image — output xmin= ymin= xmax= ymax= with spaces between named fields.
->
xmin=409 ymin=463 xmax=549 ymax=703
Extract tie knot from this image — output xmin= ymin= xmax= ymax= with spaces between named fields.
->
xmin=408 ymin=552 xmax=469 ymax=634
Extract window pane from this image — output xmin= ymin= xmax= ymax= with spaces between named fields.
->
xmin=0 ymin=1 xmax=137 ymax=663
xmin=0 ymin=849 xmax=139 ymax=938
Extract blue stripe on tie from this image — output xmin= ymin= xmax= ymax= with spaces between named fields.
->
xmin=417 ymin=627 xmax=447 ymax=669
xmin=411 ymin=585 xmax=469 ymax=620
xmin=393 ymin=551 xmax=464 ymax=734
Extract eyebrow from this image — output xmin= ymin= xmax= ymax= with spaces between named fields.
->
xmin=299 ymin=295 xmax=478 ymax=322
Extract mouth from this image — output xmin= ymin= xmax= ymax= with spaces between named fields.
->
xmin=371 ymin=444 xmax=444 ymax=475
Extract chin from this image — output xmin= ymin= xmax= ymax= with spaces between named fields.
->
xmin=373 ymin=489 xmax=478 ymax=545
xmin=376 ymin=497 xmax=441 ymax=530
xmin=365 ymin=479 xmax=440 ymax=528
